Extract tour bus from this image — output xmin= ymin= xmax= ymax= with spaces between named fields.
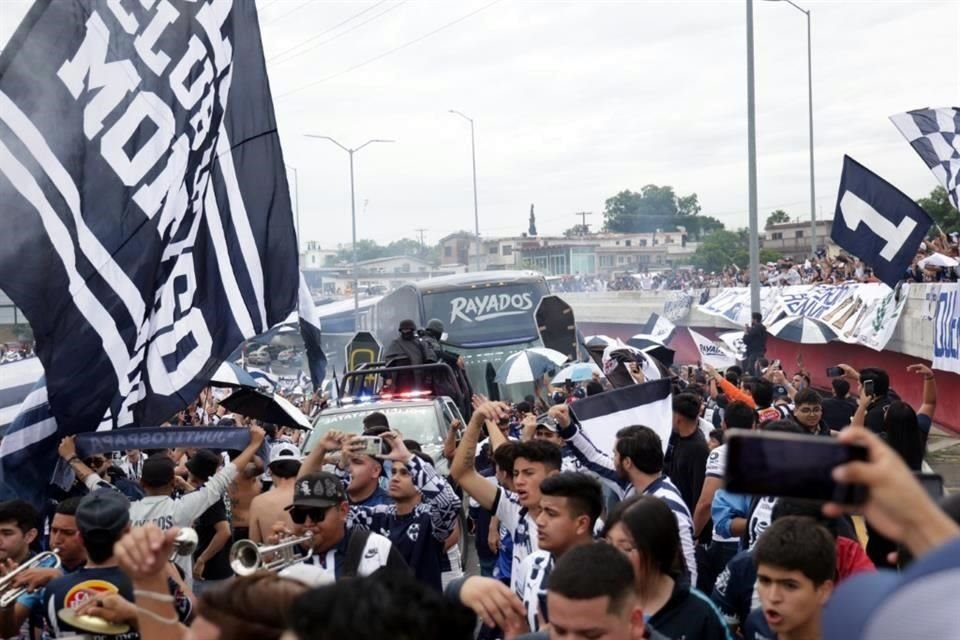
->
xmin=370 ymin=270 xmax=552 ymax=398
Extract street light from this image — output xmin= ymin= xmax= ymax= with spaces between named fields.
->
xmin=448 ymin=110 xmax=481 ymax=272
xmin=304 ymin=135 xmax=394 ymax=328
xmin=764 ymin=0 xmax=817 ymax=256
xmin=746 ymin=0 xmax=761 ymax=313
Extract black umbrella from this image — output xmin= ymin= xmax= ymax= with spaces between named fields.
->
xmin=220 ymin=388 xmax=312 ymax=430
xmin=625 ymin=334 xmax=675 ymax=366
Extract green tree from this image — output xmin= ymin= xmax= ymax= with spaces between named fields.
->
xmin=917 ymin=186 xmax=960 ymax=233
xmin=691 ymin=230 xmax=748 ymax=272
xmin=766 ymin=209 xmax=791 ymax=227
xmin=563 ymin=224 xmax=591 ymax=238
xmin=602 ymin=185 xmax=721 ymax=239
xmin=335 ymin=239 xmax=385 ymax=263
xmin=691 ymin=229 xmax=783 ymax=272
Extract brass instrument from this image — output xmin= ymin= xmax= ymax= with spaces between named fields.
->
xmin=229 ymin=534 xmax=313 ymax=576
xmin=171 ymin=527 xmax=199 ymax=560
xmin=57 ymin=608 xmax=131 ymax=635
xmin=0 ymin=550 xmax=61 ymax=608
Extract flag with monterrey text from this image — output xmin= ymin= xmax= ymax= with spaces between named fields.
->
xmin=0 ymin=0 xmax=298 ymax=502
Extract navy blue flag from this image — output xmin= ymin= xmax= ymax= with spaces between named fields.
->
xmin=832 ymin=155 xmax=933 ymax=288
xmin=299 ymin=273 xmax=327 ymax=389
xmin=0 ymin=0 xmax=298 ymax=502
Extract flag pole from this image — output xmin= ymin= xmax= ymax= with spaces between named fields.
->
xmin=746 ymin=0 xmax=761 ymax=313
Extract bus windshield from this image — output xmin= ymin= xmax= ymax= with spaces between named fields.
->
xmin=422 ymin=283 xmax=544 ymax=348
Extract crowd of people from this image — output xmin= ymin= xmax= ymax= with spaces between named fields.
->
xmin=548 ymin=230 xmax=960 ymax=293
xmin=0 ymin=329 xmax=958 ymax=639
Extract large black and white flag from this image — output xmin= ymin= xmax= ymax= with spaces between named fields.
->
xmin=831 ymin=155 xmax=932 ymax=288
xmin=890 ymin=107 xmax=960 ymax=209
xmin=570 ymin=378 xmax=672 ymax=457
xmin=0 ymin=0 xmax=298 ymax=501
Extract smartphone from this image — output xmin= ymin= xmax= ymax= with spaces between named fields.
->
xmin=772 ymin=359 xmax=781 ymax=370
xmin=358 ymin=436 xmax=385 ymax=456
xmin=725 ymin=431 xmax=869 ymax=505
xmin=916 ymin=472 xmax=944 ymax=499
xmin=825 ymin=366 xmax=844 ymax=378
xmin=863 ymin=379 xmax=875 ymax=396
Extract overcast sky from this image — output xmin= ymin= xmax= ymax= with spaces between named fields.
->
xmin=2 ymin=0 xmax=958 ymax=250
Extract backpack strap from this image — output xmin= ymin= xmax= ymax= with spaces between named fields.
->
xmin=342 ymin=529 xmax=372 ymax=578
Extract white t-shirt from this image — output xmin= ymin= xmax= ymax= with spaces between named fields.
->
xmin=493 ymin=487 xmax=540 ymax=592
xmin=704 ymin=445 xmax=738 ymax=544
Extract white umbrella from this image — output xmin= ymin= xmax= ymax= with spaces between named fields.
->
xmin=495 ymin=349 xmax=569 ymax=385
xmin=525 ymin=347 xmax=569 ymax=366
xmin=768 ymin=316 xmax=837 ymax=344
xmin=919 ymin=252 xmax=959 ymax=269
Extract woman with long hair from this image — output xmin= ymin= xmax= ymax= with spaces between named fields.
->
xmin=604 ymin=495 xmax=731 ymax=640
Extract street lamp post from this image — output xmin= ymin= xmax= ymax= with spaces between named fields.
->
xmin=449 ymin=110 xmax=481 ymax=272
xmin=304 ymin=135 xmax=394 ymax=328
xmin=746 ymin=0 xmax=761 ymax=313
xmin=765 ymin=0 xmax=817 ymax=256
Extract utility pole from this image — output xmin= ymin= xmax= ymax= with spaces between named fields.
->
xmin=414 ymin=228 xmax=427 ymax=255
xmin=575 ymin=211 xmax=592 ymax=236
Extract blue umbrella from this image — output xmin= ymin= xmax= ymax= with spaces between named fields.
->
xmin=552 ymin=362 xmax=602 ymax=383
xmin=495 ymin=349 xmax=568 ymax=385
xmin=209 ymin=361 xmax=257 ymax=388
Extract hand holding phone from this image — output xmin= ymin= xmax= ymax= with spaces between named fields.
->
xmin=725 ymin=431 xmax=868 ymax=505
xmin=825 ymin=366 xmax=844 ymax=378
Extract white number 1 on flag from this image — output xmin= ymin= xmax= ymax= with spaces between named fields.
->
xmin=840 ymin=191 xmax=917 ymax=261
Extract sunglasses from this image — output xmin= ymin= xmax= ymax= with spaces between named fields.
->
xmin=290 ymin=506 xmax=331 ymax=525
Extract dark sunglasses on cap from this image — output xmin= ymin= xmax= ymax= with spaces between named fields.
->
xmin=290 ymin=506 xmax=331 ymax=525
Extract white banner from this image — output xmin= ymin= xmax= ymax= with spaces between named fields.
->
xmin=698 ymin=287 xmax=781 ymax=327
xmin=718 ymin=331 xmax=747 ymax=357
xmin=932 ymin=282 xmax=960 ymax=373
xmin=697 ymin=283 xmax=907 ymax=351
xmin=688 ymin=328 xmax=738 ymax=369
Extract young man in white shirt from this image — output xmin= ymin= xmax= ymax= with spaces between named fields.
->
xmin=513 ymin=471 xmax=604 ymax=633
xmin=451 ymin=401 xmax=562 ymax=591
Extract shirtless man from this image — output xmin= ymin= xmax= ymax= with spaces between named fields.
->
xmin=248 ymin=443 xmax=302 ymax=543
xmin=229 ymin=455 xmax=264 ymax=542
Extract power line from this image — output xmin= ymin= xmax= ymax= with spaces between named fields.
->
xmin=267 ymin=0 xmax=399 ymax=66
xmin=276 ymin=0 xmax=503 ymax=101
xmin=261 ymin=0 xmax=313 ymax=27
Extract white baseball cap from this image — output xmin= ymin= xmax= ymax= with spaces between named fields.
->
xmin=269 ymin=442 xmax=303 ymax=464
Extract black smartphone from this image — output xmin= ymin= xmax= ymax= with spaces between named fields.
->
xmin=825 ymin=366 xmax=844 ymax=378
xmin=863 ymin=379 xmax=875 ymax=396
xmin=725 ymin=431 xmax=869 ymax=504
xmin=916 ymin=472 xmax=944 ymax=499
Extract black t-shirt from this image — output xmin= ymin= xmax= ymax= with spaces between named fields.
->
xmin=43 ymin=566 xmax=140 ymax=640
xmin=821 ymin=396 xmax=857 ymax=430
xmin=194 ymin=498 xmax=233 ymax=580
xmin=648 ymin=577 xmax=730 ymax=640
xmin=665 ymin=429 xmax=709 ymax=513
xmin=864 ymin=395 xmax=893 ymax=434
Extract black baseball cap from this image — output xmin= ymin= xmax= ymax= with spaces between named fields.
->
xmin=286 ymin=472 xmax=347 ymax=509
xmin=77 ymin=489 xmax=130 ymax=539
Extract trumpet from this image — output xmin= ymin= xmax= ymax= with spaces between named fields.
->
xmin=171 ymin=527 xmax=199 ymax=560
xmin=0 ymin=550 xmax=61 ymax=608
xmin=229 ymin=534 xmax=313 ymax=576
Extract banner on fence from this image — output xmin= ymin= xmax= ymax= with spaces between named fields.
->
xmin=696 ymin=284 xmax=909 ymax=351
xmin=932 ymin=283 xmax=960 ymax=374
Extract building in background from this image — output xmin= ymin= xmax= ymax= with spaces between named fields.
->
xmin=761 ymin=219 xmax=836 ymax=261
xmin=300 ymin=240 xmax=338 ymax=268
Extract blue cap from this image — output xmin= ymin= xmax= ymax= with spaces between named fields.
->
xmin=823 ymin=538 xmax=960 ymax=639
